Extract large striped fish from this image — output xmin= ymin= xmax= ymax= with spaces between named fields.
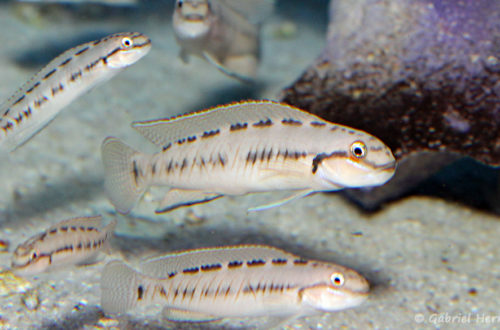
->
xmin=0 ymin=32 xmax=151 ymax=152
xmin=101 ymin=245 xmax=369 ymax=322
xmin=101 ymin=100 xmax=396 ymax=214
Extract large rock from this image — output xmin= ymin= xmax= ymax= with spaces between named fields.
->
xmin=281 ymin=0 xmax=500 ymax=209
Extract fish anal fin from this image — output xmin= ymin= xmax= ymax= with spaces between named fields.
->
xmin=163 ymin=307 xmax=221 ymax=323
xmin=248 ymin=189 xmax=314 ymax=212
xmin=156 ymin=189 xmax=223 ymax=213
xmin=203 ymin=51 xmax=254 ymax=83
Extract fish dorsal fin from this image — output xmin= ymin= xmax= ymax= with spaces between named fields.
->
xmin=139 ymin=245 xmax=298 ymax=278
xmin=219 ymin=0 xmax=275 ymax=24
xmin=132 ymin=100 xmax=326 ymax=149
xmin=48 ymin=216 xmax=103 ymax=231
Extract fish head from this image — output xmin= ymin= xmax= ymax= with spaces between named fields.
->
xmin=300 ymin=265 xmax=369 ymax=312
xmin=105 ymin=32 xmax=152 ymax=69
xmin=314 ymin=131 xmax=396 ymax=188
xmin=11 ymin=243 xmax=50 ymax=276
xmin=173 ymin=0 xmax=212 ymax=40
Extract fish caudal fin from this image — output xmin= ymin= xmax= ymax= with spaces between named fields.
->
xmin=101 ymin=260 xmax=140 ymax=314
xmin=101 ymin=137 xmax=146 ymax=214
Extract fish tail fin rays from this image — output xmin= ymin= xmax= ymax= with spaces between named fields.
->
xmin=101 ymin=137 xmax=147 ymax=214
xmin=101 ymin=260 xmax=140 ymax=314
xmin=155 ymin=189 xmax=223 ymax=213
xmin=102 ymin=219 xmax=118 ymax=254
xmin=247 ymin=189 xmax=314 ymax=212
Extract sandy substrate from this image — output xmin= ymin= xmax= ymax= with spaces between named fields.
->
xmin=0 ymin=1 xmax=498 ymax=329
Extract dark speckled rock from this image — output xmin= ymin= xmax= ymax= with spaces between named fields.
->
xmin=281 ymin=0 xmax=500 ymax=209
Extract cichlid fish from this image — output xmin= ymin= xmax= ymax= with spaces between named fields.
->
xmin=0 ymin=32 xmax=151 ymax=152
xmin=100 ymin=245 xmax=369 ymax=322
xmin=101 ymin=100 xmax=396 ymax=214
xmin=173 ymin=0 xmax=274 ymax=81
xmin=12 ymin=216 xmax=116 ymax=276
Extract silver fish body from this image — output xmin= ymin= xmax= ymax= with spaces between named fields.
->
xmin=0 ymin=32 xmax=151 ymax=152
xmin=101 ymin=101 xmax=396 ymax=214
xmin=101 ymin=245 xmax=369 ymax=321
xmin=12 ymin=216 xmax=116 ymax=276
xmin=173 ymin=0 xmax=274 ymax=81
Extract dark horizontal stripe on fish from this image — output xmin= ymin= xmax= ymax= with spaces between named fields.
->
xmin=201 ymin=129 xmax=220 ymax=138
xmin=247 ymin=259 xmax=266 ymax=266
xmin=43 ymin=68 xmax=57 ymax=80
xmin=230 ymin=122 xmax=248 ymax=131
xmin=293 ymin=259 xmax=308 ymax=265
xmin=59 ymin=57 xmax=72 ymax=67
xmin=281 ymin=118 xmax=302 ymax=126
xmin=183 ymin=266 xmax=199 ymax=274
xmin=74 ymin=46 xmax=90 ymax=56
xmin=271 ymin=258 xmax=288 ymax=265
xmin=228 ymin=260 xmax=243 ymax=268
xmin=201 ymin=263 xmax=222 ymax=271
xmin=13 ymin=95 xmax=25 ymax=106
xmin=252 ymin=118 xmax=273 ymax=127
xmin=310 ymin=121 xmax=326 ymax=127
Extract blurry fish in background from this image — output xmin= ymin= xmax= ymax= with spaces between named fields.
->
xmin=173 ymin=0 xmax=275 ymax=82
xmin=14 ymin=0 xmax=139 ymax=7
xmin=11 ymin=216 xmax=116 ymax=276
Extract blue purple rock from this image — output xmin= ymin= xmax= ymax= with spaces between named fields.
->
xmin=282 ymin=0 xmax=500 ymax=165
xmin=281 ymin=0 xmax=500 ymax=209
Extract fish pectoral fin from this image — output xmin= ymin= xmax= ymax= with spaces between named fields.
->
xmin=179 ymin=49 xmax=190 ymax=63
xmin=162 ymin=307 xmax=221 ymax=323
xmin=76 ymin=253 xmax=101 ymax=266
xmin=202 ymin=51 xmax=254 ymax=83
xmin=156 ymin=189 xmax=223 ymax=213
xmin=247 ymin=189 xmax=314 ymax=212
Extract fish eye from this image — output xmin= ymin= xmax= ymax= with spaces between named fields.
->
xmin=350 ymin=141 xmax=367 ymax=159
xmin=331 ymin=272 xmax=345 ymax=287
xmin=31 ymin=252 xmax=38 ymax=260
xmin=121 ymin=37 xmax=133 ymax=49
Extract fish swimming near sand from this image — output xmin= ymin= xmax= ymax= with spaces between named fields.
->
xmin=0 ymin=32 xmax=151 ymax=152
xmin=101 ymin=244 xmax=369 ymax=323
xmin=12 ymin=216 xmax=116 ymax=276
xmin=101 ymin=100 xmax=396 ymax=214
xmin=173 ymin=0 xmax=274 ymax=81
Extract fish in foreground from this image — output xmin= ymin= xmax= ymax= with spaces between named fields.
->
xmin=12 ymin=216 xmax=116 ymax=276
xmin=101 ymin=100 xmax=396 ymax=214
xmin=0 ymin=32 xmax=151 ymax=152
xmin=173 ymin=0 xmax=274 ymax=81
xmin=101 ymin=244 xmax=369 ymax=323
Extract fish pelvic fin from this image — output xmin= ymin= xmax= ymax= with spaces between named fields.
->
xmin=101 ymin=137 xmax=147 ymax=214
xmin=247 ymin=189 xmax=314 ymax=212
xmin=100 ymin=260 xmax=140 ymax=314
xmin=156 ymin=189 xmax=223 ymax=213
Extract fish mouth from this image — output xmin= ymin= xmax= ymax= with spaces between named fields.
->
xmin=183 ymin=13 xmax=206 ymax=21
xmin=376 ymin=160 xmax=397 ymax=172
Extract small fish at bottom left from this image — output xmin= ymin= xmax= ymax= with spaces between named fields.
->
xmin=11 ymin=216 xmax=116 ymax=276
